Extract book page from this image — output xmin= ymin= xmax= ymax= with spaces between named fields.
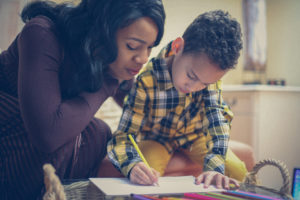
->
xmin=90 ymin=176 xmax=224 ymax=196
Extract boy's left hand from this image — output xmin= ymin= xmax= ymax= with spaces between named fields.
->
xmin=195 ymin=171 xmax=240 ymax=189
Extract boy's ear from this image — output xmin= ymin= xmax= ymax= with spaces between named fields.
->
xmin=171 ymin=37 xmax=184 ymax=54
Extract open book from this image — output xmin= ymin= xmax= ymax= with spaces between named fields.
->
xmin=89 ymin=176 xmax=224 ymax=196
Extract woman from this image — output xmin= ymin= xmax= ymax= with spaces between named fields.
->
xmin=0 ymin=0 xmax=165 ymax=199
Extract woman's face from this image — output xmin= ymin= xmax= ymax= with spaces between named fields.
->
xmin=108 ymin=17 xmax=158 ymax=82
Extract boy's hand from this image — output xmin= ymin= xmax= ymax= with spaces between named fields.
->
xmin=129 ymin=162 xmax=160 ymax=185
xmin=195 ymin=171 xmax=240 ymax=189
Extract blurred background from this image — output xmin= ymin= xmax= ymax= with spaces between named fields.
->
xmin=1 ymin=0 xmax=300 ymax=86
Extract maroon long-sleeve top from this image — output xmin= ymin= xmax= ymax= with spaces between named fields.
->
xmin=0 ymin=16 xmax=131 ymax=153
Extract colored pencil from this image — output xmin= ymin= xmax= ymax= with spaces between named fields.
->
xmin=142 ymin=194 xmax=161 ymax=200
xmin=205 ymin=192 xmax=245 ymax=200
xmin=222 ymin=190 xmax=281 ymax=200
xmin=128 ymin=134 xmax=159 ymax=186
xmin=234 ymin=190 xmax=281 ymax=200
xmin=184 ymin=193 xmax=220 ymax=200
xmin=128 ymin=134 xmax=150 ymax=168
xmin=161 ymin=197 xmax=184 ymax=200
xmin=132 ymin=194 xmax=152 ymax=200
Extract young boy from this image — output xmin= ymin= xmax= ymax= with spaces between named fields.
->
xmin=107 ymin=10 xmax=245 ymax=189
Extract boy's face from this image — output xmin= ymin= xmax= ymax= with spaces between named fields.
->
xmin=171 ymin=39 xmax=227 ymax=93
xmin=109 ymin=17 xmax=158 ymax=82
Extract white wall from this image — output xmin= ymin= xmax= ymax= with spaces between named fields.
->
xmin=266 ymin=0 xmax=300 ymax=86
xmin=0 ymin=0 xmax=27 ymax=50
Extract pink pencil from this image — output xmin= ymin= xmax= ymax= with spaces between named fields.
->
xmin=222 ymin=190 xmax=281 ymax=200
xmin=184 ymin=193 xmax=220 ymax=200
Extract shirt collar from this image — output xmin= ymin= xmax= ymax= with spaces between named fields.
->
xmin=152 ymin=42 xmax=175 ymax=91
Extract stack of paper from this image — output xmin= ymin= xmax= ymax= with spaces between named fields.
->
xmin=89 ymin=176 xmax=224 ymax=196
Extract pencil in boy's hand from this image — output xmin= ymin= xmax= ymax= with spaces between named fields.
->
xmin=128 ymin=134 xmax=150 ymax=168
xmin=128 ymin=134 xmax=159 ymax=186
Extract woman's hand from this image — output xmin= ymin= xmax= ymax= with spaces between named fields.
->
xmin=195 ymin=171 xmax=240 ymax=189
xmin=129 ymin=162 xmax=160 ymax=185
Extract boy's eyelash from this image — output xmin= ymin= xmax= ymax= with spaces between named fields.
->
xmin=187 ymin=71 xmax=210 ymax=86
xmin=187 ymin=73 xmax=196 ymax=80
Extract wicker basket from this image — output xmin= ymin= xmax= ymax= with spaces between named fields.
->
xmin=42 ymin=164 xmax=105 ymax=200
xmin=241 ymin=158 xmax=294 ymax=200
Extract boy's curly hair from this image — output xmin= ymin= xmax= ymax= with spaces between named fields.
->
xmin=182 ymin=10 xmax=242 ymax=70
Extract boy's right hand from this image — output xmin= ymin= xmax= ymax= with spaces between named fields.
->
xmin=129 ymin=162 xmax=160 ymax=185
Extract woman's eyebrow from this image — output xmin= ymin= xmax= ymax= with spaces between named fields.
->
xmin=127 ymin=37 xmax=146 ymax=44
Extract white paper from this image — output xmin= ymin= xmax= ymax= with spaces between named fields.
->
xmin=89 ymin=176 xmax=224 ymax=196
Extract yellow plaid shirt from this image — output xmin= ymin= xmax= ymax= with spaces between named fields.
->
xmin=107 ymin=43 xmax=233 ymax=177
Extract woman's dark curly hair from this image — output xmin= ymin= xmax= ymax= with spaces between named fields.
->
xmin=21 ymin=0 xmax=165 ymax=98
xmin=182 ymin=10 xmax=242 ymax=70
